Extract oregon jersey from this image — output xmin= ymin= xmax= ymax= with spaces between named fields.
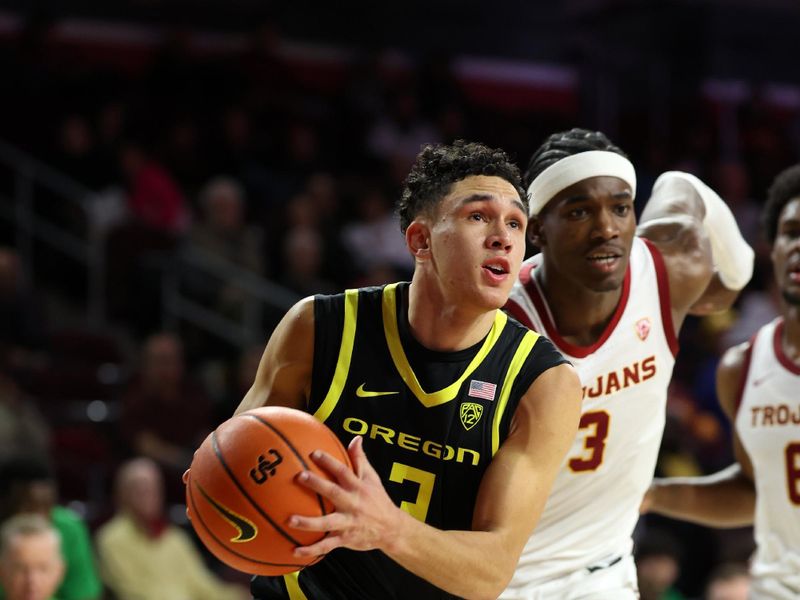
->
xmin=252 ymin=282 xmax=566 ymax=600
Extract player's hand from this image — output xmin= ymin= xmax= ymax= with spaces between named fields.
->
xmin=288 ymin=435 xmax=403 ymax=557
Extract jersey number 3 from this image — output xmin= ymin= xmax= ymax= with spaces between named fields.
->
xmin=390 ymin=462 xmax=435 ymax=522
xmin=569 ymin=411 xmax=610 ymax=472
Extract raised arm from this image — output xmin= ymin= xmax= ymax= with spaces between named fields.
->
xmin=637 ymin=172 xmax=754 ymax=327
xmin=644 ymin=342 xmax=756 ymax=527
xmin=291 ymin=362 xmax=583 ymax=600
xmin=235 ymin=296 xmax=315 ymax=414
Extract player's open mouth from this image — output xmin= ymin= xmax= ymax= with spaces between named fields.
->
xmin=788 ymin=262 xmax=800 ymax=283
xmin=482 ymin=259 xmax=510 ymax=282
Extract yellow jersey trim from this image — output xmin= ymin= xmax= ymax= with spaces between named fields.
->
xmin=382 ymin=283 xmax=508 ymax=408
xmin=283 ymin=571 xmax=309 ymax=600
xmin=492 ymin=330 xmax=539 ymax=455
xmin=313 ymin=289 xmax=358 ymax=423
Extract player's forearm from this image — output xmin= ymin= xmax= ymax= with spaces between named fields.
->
xmin=382 ymin=511 xmax=518 ymax=600
xmin=648 ymin=464 xmax=755 ymax=527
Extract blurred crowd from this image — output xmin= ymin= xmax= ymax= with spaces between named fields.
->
xmin=1 ymin=13 xmax=799 ymax=600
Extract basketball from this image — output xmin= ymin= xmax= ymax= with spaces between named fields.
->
xmin=185 ymin=406 xmax=352 ymax=576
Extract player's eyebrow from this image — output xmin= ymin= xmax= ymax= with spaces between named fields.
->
xmin=458 ymin=193 xmax=526 ymax=215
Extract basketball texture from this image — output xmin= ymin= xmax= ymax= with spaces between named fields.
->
xmin=185 ymin=406 xmax=352 ymax=575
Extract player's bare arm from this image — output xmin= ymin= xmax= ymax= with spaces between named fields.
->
xmin=291 ymin=362 xmax=582 ymax=600
xmin=235 ymin=297 xmax=315 ymax=414
xmin=645 ymin=342 xmax=756 ymax=527
xmin=637 ymin=173 xmax=753 ymax=321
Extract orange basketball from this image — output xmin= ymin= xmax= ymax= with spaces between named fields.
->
xmin=185 ymin=406 xmax=352 ymax=575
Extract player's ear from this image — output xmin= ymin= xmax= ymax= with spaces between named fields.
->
xmin=528 ymin=216 xmax=546 ymax=248
xmin=406 ymin=220 xmax=431 ymax=260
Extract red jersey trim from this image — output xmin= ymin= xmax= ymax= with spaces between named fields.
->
xmin=523 ymin=258 xmax=632 ymax=359
xmin=504 ymin=298 xmax=536 ymax=330
xmin=774 ymin=318 xmax=800 ymax=375
xmin=734 ymin=335 xmax=755 ymax=416
xmin=642 ymin=238 xmax=679 ymax=358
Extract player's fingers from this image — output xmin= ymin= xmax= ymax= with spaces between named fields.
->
xmin=294 ymin=535 xmax=343 ymax=557
xmin=310 ymin=449 xmax=360 ymax=488
xmin=182 ymin=469 xmax=190 ymax=484
xmin=295 ymin=470 xmax=351 ymax=506
xmin=287 ymin=512 xmax=347 ymax=533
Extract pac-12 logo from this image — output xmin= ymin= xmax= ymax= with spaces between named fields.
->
xmin=249 ymin=449 xmax=283 ymax=484
xmin=635 ymin=317 xmax=651 ymax=341
xmin=460 ymin=402 xmax=483 ymax=431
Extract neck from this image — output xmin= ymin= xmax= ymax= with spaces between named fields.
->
xmin=536 ymin=261 xmax=623 ymax=346
xmin=406 ymin=274 xmax=497 ymax=352
xmin=782 ymin=306 xmax=800 ymax=365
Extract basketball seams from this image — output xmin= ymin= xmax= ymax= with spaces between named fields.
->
xmin=211 ymin=431 xmax=303 ymax=547
xmin=246 ymin=413 xmax=331 ymax=519
xmin=187 ymin=473 xmax=308 ymax=571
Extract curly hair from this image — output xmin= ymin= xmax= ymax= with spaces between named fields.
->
xmin=523 ymin=128 xmax=628 ymax=189
xmin=764 ymin=164 xmax=800 ymax=244
xmin=397 ymin=139 xmax=526 ymax=233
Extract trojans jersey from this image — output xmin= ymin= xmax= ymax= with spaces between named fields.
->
xmin=251 ymin=282 xmax=566 ymax=600
xmin=502 ymin=236 xmax=678 ymax=590
xmin=735 ymin=317 xmax=800 ymax=599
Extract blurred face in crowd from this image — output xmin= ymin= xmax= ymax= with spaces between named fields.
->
xmin=706 ymin=574 xmax=750 ymax=600
xmin=141 ymin=333 xmax=185 ymax=392
xmin=205 ymin=182 xmax=245 ymax=234
xmin=0 ymin=531 xmax=64 ymax=600
xmin=118 ymin=459 xmax=164 ymax=524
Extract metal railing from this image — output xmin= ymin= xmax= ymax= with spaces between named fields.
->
xmin=160 ymin=245 xmax=300 ymax=348
xmin=0 ymin=138 xmax=106 ymax=325
xmin=0 ymin=138 xmax=300 ymax=348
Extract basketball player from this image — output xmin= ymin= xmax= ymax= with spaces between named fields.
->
xmin=233 ymin=140 xmax=582 ymax=599
xmin=645 ymin=164 xmax=800 ymax=599
xmin=501 ymin=128 xmax=754 ymax=599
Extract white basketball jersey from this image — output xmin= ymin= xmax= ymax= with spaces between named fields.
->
xmin=735 ymin=318 xmax=800 ymax=600
xmin=503 ymin=237 xmax=677 ymax=591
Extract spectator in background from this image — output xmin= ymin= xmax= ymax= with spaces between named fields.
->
xmin=0 ymin=457 xmax=101 ymax=600
xmin=119 ymin=140 xmax=188 ymax=236
xmin=0 ymin=372 xmax=49 ymax=462
xmin=704 ymin=564 xmax=750 ymax=600
xmin=0 ymin=514 xmax=65 ymax=600
xmin=280 ymin=227 xmax=337 ymax=297
xmin=635 ymin=529 xmax=686 ymax=600
xmin=340 ymin=183 xmax=414 ymax=280
xmin=117 ymin=332 xmax=211 ymax=501
xmin=0 ymin=248 xmax=46 ymax=373
xmin=189 ymin=176 xmax=265 ymax=271
xmin=96 ymin=457 xmax=248 ymax=600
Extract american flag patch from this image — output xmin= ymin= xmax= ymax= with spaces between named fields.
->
xmin=468 ymin=380 xmax=496 ymax=402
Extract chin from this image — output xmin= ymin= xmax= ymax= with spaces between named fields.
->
xmin=783 ymin=289 xmax=800 ymax=306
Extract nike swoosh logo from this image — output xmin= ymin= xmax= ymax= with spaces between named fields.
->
xmin=752 ymin=374 xmax=772 ymax=387
xmin=195 ymin=481 xmax=258 ymax=543
xmin=356 ymin=383 xmax=399 ymax=398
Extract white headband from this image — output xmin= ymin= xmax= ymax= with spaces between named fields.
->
xmin=526 ymin=150 xmax=637 ymax=216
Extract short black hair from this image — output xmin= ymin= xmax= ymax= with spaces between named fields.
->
xmin=397 ymin=139 xmax=526 ymax=233
xmin=764 ymin=164 xmax=800 ymax=244
xmin=523 ymin=128 xmax=628 ymax=189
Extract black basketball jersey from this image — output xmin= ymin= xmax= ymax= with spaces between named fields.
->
xmin=252 ymin=282 xmax=566 ymax=600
